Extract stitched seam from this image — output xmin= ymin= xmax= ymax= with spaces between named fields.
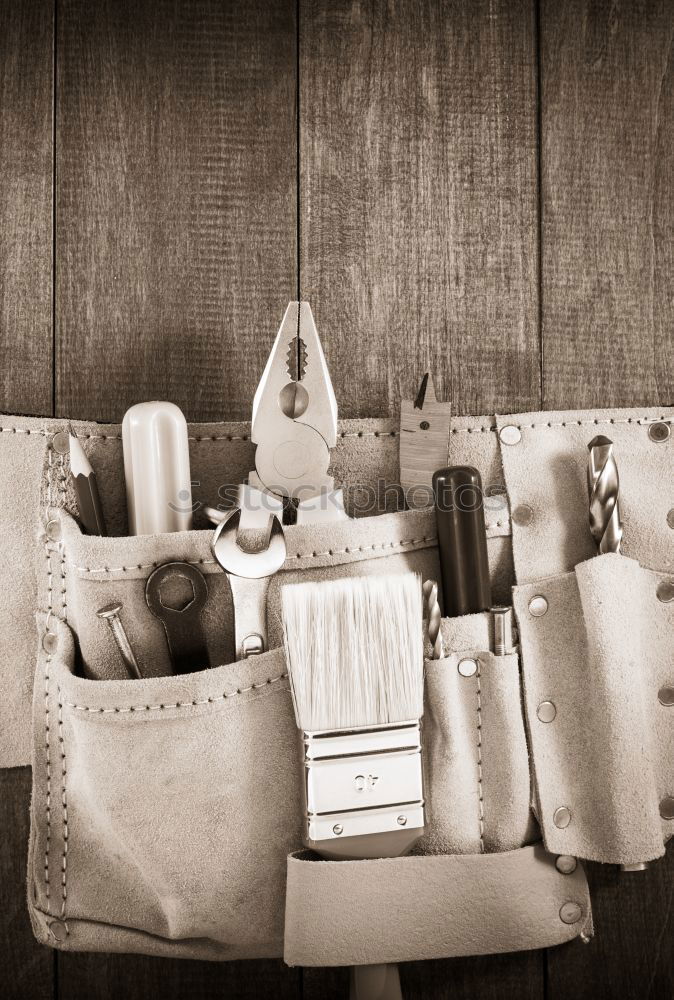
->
xmin=451 ymin=426 xmax=497 ymax=434
xmin=74 ymin=557 xmax=219 ymax=575
xmin=58 ymin=453 xmax=68 ymax=620
xmin=0 ymin=427 xmax=49 ymax=435
xmin=0 ymin=414 xmax=669 ymax=439
xmin=43 ymin=651 xmax=52 ymax=905
xmin=42 ymin=445 xmax=54 ymax=907
xmin=62 ymin=672 xmax=288 ymax=714
xmin=12 ymin=429 xmax=399 ymax=443
xmin=476 ymin=659 xmax=485 ymax=854
xmin=72 ymin=534 xmax=440 ymax=575
xmin=498 ymin=416 xmax=670 ymax=431
xmin=57 ymin=690 xmax=69 ymax=929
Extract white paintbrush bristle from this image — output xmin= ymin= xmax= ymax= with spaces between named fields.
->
xmin=281 ymin=573 xmax=424 ymax=731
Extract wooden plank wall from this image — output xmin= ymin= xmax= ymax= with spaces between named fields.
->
xmin=1 ymin=1 xmax=672 ymax=998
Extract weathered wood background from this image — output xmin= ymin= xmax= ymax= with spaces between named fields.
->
xmin=1 ymin=1 xmax=672 ymax=997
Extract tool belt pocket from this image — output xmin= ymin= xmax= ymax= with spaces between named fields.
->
xmin=514 ymin=552 xmax=674 ymax=866
xmin=284 ymin=609 xmax=593 ymax=967
xmin=27 ymin=614 xmax=302 ymax=960
xmin=55 ymin=511 xmax=236 ymax=679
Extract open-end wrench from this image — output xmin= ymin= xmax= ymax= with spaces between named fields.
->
xmin=211 ymin=506 xmax=286 ymax=659
xmin=145 ymin=562 xmax=210 ymax=674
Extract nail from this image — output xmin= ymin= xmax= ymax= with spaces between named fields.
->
xmin=96 ymin=602 xmax=142 ymax=679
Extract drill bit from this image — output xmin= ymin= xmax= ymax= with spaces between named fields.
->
xmin=587 ymin=435 xmax=623 ymax=554
xmin=423 ymin=579 xmax=444 ymax=659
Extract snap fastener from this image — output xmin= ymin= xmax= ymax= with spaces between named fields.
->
xmin=559 ymin=901 xmax=582 ymax=925
xmin=499 ymin=425 xmax=522 ymax=446
xmin=658 ymin=686 xmax=674 ymax=707
xmin=529 ymin=595 xmax=548 ymax=617
xmin=49 ymin=919 xmax=67 ymax=941
xmin=458 ymin=658 xmax=478 ymax=678
xmin=660 ymin=795 xmax=674 ymax=820
xmin=537 ymin=700 xmax=557 ymax=723
xmin=656 ymin=580 xmax=674 ymax=603
xmin=512 ymin=504 xmax=534 ymax=526
xmin=555 ymin=855 xmax=577 ymax=875
xmin=648 ymin=421 xmax=670 ymax=443
xmin=668 ymin=509 xmax=674 ymax=530
xmin=397 ymin=815 xmax=408 ymax=826
xmin=51 ymin=429 xmax=70 ymax=455
xmin=554 ymin=806 xmax=571 ymax=829
xmin=42 ymin=632 xmax=58 ymax=654
xmin=46 ymin=518 xmax=62 ymax=542
xmin=332 ymin=824 xmax=343 ymax=836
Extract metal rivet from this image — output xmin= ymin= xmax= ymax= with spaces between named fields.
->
xmin=332 ymin=824 xmax=343 ymax=836
xmin=512 ymin=504 xmax=534 ymax=526
xmin=667 ymin=509 xmax=674 ymax=530
xmin=51 ymin=430 xmax=70 ymax=455
xmin=49 ymin=919 xmax=67 ymax=941
xmin=660 ymin=796 xmax=674 ymax=821
xmin=555 ymin=855 xmax=577 ymax=875
xmin=529 ymin=595 xmax=548 ymax=617
xmin=648 ymin=421 xmax=670 ymax=443
xmin=42 ymin=632 xmax=58 ymax=654
xmin=537 ymin=700 xmax=557 ymax=723
xmin=499 ymin=424 xmax=522 ymax=446
xmin=458 ymin=657 xmax=478 ymax=678
xmin=46 ymin=518 xmax=62 ymax=543
xmin=658 ymin=686 xmax=674 ymax=707
xmin=656 ymin=580 xmax=674 ymax=603
xmin=559 ymin=901 xmax=582 ymax=925
xmin=554 ymin=806 xmax=572 ymax=829
xmin=397 ymin=815 xmax=407 ymax=827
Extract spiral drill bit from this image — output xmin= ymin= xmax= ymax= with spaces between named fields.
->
xmin=587 ymin=435 xmax=623 ymax=554
xmin=423 ymin=579 xmax=444 ymax=660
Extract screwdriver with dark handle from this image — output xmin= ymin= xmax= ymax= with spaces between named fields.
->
xmin=432 ymin=465 xmax=492 ymax=616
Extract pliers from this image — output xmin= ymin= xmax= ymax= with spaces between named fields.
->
xmin=248 ymin=301 xmax=347 ymax=523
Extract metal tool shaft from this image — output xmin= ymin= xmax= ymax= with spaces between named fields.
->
xmin=422 ymin=579 xmax=444 ymax=659
xmin=491 ymin=606 xmax=513 ymax=656
xmin=587 ymin=435 xmax=622 ymax=554
xmin=97 ymin=603 xmax=142 ymax=679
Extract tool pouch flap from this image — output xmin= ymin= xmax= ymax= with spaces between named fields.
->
xmin=284 ymin=845 xmax=591 ymax=967
xmin=514 ymin=553 xmax=674 ymax=865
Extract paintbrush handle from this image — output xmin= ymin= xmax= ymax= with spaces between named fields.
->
xmin=351 ymin=963 xmax=403 ymax=1000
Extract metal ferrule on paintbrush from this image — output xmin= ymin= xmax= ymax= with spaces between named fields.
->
xmin=301 ymin=720 xmax=424 ymax=860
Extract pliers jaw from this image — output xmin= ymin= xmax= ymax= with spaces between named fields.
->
xmin=251 ymin=301 xmax=337 ymax=450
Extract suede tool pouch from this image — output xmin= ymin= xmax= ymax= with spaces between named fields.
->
xmin=29 ymin=616 xmax=300 ymax=961
xmin=515 ymin=552 xmax=674 ymax=866
xmin=28 ymin=612 xmax=592 ymax=962
xmin=284 ymin=612 xmax=592 ymax=967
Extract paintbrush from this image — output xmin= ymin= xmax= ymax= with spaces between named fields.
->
xmin=282 ymin=573 xmax=425 ymax=1000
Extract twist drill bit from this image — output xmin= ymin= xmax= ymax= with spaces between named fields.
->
xmin=587 ymin=435 xmax=623 ymax=554
xmin=587 ymin=436 xmax=644 ymax=874
xmin=423 ymin=579 xmax=444 ymax=660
